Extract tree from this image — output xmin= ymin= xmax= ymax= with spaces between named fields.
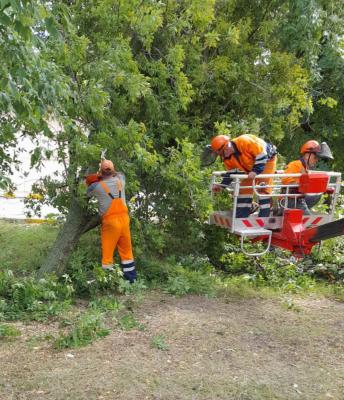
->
xmin=0 ymin=0 xmax=72 ymax=184
xmin=3 ymin=1 xmax=338 ymax=276
xmin=276 ymin=0 xmax=344 ymax=166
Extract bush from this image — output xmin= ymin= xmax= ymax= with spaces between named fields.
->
xmin=118 ymin=312 xmax=144 ymax=331
xmin=306 ymin=239 xmax=344 ymax=282
xmin=0 ymin=323 xmax=21 ymax=339
xmin=135 ymin=257 xmax=172 ymax=284
xmin=254 ymin=260 xmax=316 ymax=293
xmin=88 ymin=296 xmax=124 ymax=313
xmin=220 ymin=251 xmax=256 ymax=275
xmin=0 ymin=270 xmax=73 ymax=321
xmin=54 ymin=310 xmax=111 ymax=349
xmin=164 ymin=260 xmax=218 ymax=297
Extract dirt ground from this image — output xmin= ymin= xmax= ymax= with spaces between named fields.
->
xmin=1 ymin=292 xmax=344 ymax=400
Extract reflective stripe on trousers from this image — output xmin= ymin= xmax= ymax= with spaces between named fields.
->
xmin=236 ymin=156 xmax=277 ymax=217
xmin=236 ymin=195 xmax=252 ymax=218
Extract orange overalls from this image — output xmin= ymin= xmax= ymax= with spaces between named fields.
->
xmin=223 ymin=135 xmax=277 ymax=217
xmin=99 ymin=180 xmax=136 ymax=282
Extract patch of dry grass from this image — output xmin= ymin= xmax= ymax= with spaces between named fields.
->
xmin=1 ymin=292 xmax=344 ymax=399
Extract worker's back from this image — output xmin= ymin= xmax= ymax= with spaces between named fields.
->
xmin=87 ymin=174 xmax=126 ymax=215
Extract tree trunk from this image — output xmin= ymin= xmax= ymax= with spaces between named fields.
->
xmin=37 ymin=197 xmax=100 ymax=277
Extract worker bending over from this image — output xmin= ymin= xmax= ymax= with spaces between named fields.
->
xmin=210 ymin=134 xmax=277 ymax=217
xmin=86 ymin=160 xmax=136 ymax=283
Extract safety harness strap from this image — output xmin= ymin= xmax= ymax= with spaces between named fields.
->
xmin=228 ymin=142 xmax=250 ymax=173
xmin=99 ymin=179 xmax=122 ymax=199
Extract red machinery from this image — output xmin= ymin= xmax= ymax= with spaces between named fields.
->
xmin=210 ymin=171 xmax=343 ymax=257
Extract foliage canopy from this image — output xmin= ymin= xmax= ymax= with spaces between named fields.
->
xmin=1 ymin=0 xmax=344 ymax=267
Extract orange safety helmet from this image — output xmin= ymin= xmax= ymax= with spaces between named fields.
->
xmin=300 ymin=140 xmax=321 ymax=155
xmin=100 ymin=159 xmax=115 ymax=175
xmin=210 ymin=135 xmax=230 ymax=152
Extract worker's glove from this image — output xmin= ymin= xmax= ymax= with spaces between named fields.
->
xmin=85 ymin=173 xmax=100 ymax=186
xmin=250 ymin=201 xmax=259 ymax=214
xmin=248 ymin=171 xmax=257 ymax=180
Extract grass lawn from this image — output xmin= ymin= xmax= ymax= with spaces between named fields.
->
xmin=1 ymin=220 xmax=344 ymax=399
xmin=1 ymin=292 xmax=344 ymax=400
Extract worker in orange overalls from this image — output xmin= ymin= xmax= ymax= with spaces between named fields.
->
xmin=86 ymin=160 xmax=136 ymax=283
xmin=281 ymin=140 xmax=333 ymax=214
xmin=210 ymin=134 xmax=277 ymax=218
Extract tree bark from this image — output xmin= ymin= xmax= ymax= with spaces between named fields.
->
xmin=37 ymin=197 xmax=100 ymax=277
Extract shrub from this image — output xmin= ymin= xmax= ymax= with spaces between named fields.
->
xmin=54 ymin=310 xmax=110 ymax=349
xmin=88 ymin=296 xmax=124 ymax=313
xmin=164 ymin=262 xmax=218 ymax=297
xmin=0 ymin=323 xmax=21 ymax=339
xmin=136 ymin=257 xmax=174 ymax=284
xmin=0 ymin=270 xmax=73 ymax=321
xmin=118 ymin=312 xmax=144 ymax=331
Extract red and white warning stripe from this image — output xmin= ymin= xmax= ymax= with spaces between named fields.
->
xmin=212 ymin=213 xmax=328 ymax=230
xmin=213 ymin=214 xmax=231 ymax=228
xmin=242 ymin=218 xmax=265 ymax=228
xmin=302 ymin=216 xmax=325 ymax=227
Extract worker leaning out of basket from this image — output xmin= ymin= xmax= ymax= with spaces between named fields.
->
xmin=281 ymin=140 xmax=334 ymax=215
xmin=208 ymin=134 xmax=277 ymax=218
xmin=85 ymin=160 xmax=137 ymax=283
